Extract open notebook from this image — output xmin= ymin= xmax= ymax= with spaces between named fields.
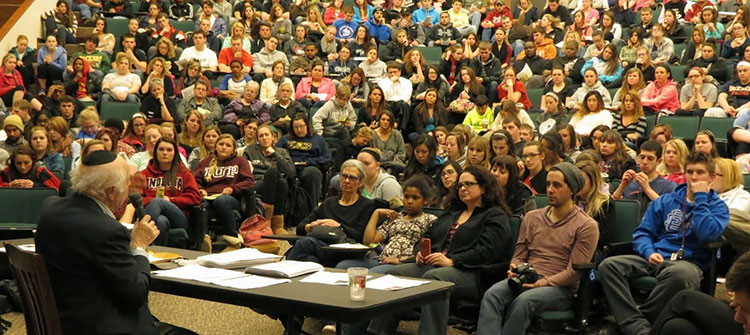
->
xmin=245 ymin=260 xmax=324 ymax=278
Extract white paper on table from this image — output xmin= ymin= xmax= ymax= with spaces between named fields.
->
xmin=328 ymin=243 xmax=370 ymax=249
xmin=299 ymin=271 xmax=372 ymax=285
xmin=310 ymin=93 xmax=327 ymax=101
xmin=153 ymin=264 xmax=247 ymax=283
xmin=366 ymin=275 xmax=430 ymax=291
xmin=0 ymin=244 xmax=36 ymax=253
xmin=210 ymin=275 xmax=291 ymax=289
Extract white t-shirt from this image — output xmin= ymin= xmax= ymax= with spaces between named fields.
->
xmin=179 ymin=46 xmax=218 ymax=70
xmin=103 ymin=72 xmax=141 ymax=91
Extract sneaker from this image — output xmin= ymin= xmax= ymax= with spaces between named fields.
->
xmin=38 ymin=88 xmax=46 ymax=96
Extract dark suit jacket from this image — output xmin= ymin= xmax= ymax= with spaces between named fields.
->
xmin=35 ymin=194 xmax=158 ymax=335
xmin=420 ymin=206 xmax=512 ymax=269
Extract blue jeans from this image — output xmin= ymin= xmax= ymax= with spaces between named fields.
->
xmin=476 ymin=279 xmax=573 ymax=335
xmin=145 ymin=198 xmax=189 ymax=246
xmin=481 ymin=27 xmax=496 ymax=41
xmin=211 ymin=194 xmax=241 ymax=236
xmin=368 ymin=264 xmax=480 ymax=335
xmin=71 ymin=1 xmax=100 ymax=20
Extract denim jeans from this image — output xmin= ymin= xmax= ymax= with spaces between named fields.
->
xmin=211 ymin=194 xmax=241 ymax=236
xmin=145 ymin=197 xmax=189 ymax=246
xmin=476 ymin=279 xmax=572 ymax=335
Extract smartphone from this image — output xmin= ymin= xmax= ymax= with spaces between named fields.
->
xmin=156 ymin=187 xmax=165 ymax=198
xmin=420 ymin=238 xmax=431 ymax=258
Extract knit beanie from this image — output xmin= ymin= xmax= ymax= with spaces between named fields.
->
xmin=550 ymin=162 xmax=585 ymax=195
xmin=3 ymin=115 xmax=23 ymax=132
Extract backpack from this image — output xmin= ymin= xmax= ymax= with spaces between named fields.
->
xmin=284 ymin=179 xmax=314 ymax=229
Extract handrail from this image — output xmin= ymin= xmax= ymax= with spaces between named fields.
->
xmin=0 ymin=0 xmax=34 ymax=43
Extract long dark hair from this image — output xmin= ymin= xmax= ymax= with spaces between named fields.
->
xmin=434 ymin=160 xmax=462 ymax=208
xmin=7 ymin=145 xmax=37 ymax=180
xmin=414 ymin=88 xmax=447 ymax=125
xmin=541 ymin=131 xmax=565 ymax=166
xmin=404 ymin=134 xmax=438 ymax=180
xmin=151 ymin=137 xmax=184 ymax=192
xmin=490 ymin=129 xmax=517 ymax=160
xmin=491 ymin=154 xmax=521 ymax=199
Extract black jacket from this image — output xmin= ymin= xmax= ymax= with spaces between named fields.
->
xmin=469 ymin=54 xmax=503 ymax=84
xmin=382 ymin=40 xmax=413 ymax=62
xmin=36 ymin=194 xmax=158 ymax=334
xmin=683 ymin=55 xmax=730 ymax=83
xmin=419 ymin=206 xmax=512 ymax=269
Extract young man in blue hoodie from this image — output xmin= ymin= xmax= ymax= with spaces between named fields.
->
xmin=365 ymin=7 xmax=392 ymax=45
xmin=598 ymin=151 xmax=730 ymax=335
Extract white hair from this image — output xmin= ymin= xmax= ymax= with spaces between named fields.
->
xmin=70 ymin=159 xmax=129 ymax=199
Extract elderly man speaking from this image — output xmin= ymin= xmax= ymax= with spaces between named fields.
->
xmin=35 ymin=150 xmax=195 ymax=335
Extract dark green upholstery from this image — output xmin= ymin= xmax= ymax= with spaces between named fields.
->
xmin=535 ymin=195 xmax=548 ymax=208
xmin=100 ymin=102 xmax=140 ymax=122
xmin=527 ymin=88 xmax=543 ymax=109
xmin=659 ymin=116 xmax=700 ymax=141
xmin=0 ymin=188 xmax=58 ymax=230
xmin=417 ymin=46 xmax=443 ymax=64
xmin=699 ymin=117 xmax=736 ymax=143
xmin=170 ymin=20 xmax=196 ymax=33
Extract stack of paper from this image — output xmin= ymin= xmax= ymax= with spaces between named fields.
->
xmin=153 ymin=265 xmax=290 ymax=289
xmin=366 ymin=275 xmax=429 ymax=291
xmin=245 ymin=260 xmax=323 ymax=278
xmin=196 ymin=248 xmax=281 ymax=269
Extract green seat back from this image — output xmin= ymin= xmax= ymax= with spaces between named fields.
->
xmin=611 ymin=199 xmax=641 ymax=244
xmin=423 ymin=207 xmax=444 ymax=217
xmin=62 ymin=157 xmax=73 ymax=180
xmin=699 ymin=117 xmax=736 ymax=143
xmin=0 ymin=188 xmax=58 ymax=228
xmin=170 ymin=20 xmax=196 ymax=33
xmin=659 ymin=116 xmax=699 ymax=140
xmin=417 ymin=46 xmax=443 ymax=64
xmin=669 ymin=65 xmax=686 ymax=84
xmin=535 ymin=195 xmax=548 ymax=208
xmin=744 ymin=174 xmax=750 ymax=192
xmin=508 ymin=215 xmax=522 ymax=256
xmin=105 ymin=18 xmax=129 ymax=39
xmin=100 ymin=102 xmax=140 ymax=122
xmin=644 ymin=115 xmax=656 ymax=138
xmin=526 ymin=88 xmax=543 ymax=109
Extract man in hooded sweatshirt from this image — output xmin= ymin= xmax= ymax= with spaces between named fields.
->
xmin=365 ymin=8 xmax=392 ymax=45
xmin=598 ymin=151 xmax=730 ymax=335
xmin=476 ymin=162 xmax=599 ymax=335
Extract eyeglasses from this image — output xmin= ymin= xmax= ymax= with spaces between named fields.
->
xmin=340 ymin=173 xmax=361 ymax=181
xmin=522 ymin=153 xmax=541 ymax=159
xmin=458 ymin=181 xmax=479 ymax=189
xmin=440 ymin=170 xmax=456 ymax=177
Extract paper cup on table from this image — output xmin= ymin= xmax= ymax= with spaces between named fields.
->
xmin=348 ymin=267 xmax=367 ymax=301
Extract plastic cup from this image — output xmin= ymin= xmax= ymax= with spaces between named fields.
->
xmin=348 ymin=267 xmax=367 ymax=301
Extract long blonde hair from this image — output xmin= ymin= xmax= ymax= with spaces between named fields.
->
xmin=199 ymin=125 xmax=221 ymax=161
xmin=205 ymin=134 xmax=235 ymax=182
xmin=179 ymin=110 xmax=205 ymax=148
xmin=576 ymin=160 xmax=609 ymax=218
xmin=657 ymin=139 xmax=688 ymax=176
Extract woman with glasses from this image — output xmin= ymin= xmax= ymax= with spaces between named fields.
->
xmin=429 ymin=160 xmax=462 ymax=209
xmin=368 ymin=165 xmax=512 ymax=335
xmin=520 ymin=141 xmax=548 ymax=194
xmin=288 ymin=159 xmax=378 ymax=266
xmin=275 ymin=113 xmax=331 ymax=208
xmin=676 ymin=67 xmax=717 ymax=117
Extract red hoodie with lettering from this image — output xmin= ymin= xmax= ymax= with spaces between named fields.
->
xmin=193 ymin=154 xmax=255 ymax=195
xmin=139 ymin=159 xmax=202 ymax=216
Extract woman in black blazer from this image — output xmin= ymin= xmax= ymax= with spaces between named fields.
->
xmin=367 ymin=165 xmax=512 ymax=335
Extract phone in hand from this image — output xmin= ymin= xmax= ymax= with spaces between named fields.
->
xmin=156 ymin=187 xmax=165 ymax=198
xmin=420 ymin=238 xmax=431 ymax=258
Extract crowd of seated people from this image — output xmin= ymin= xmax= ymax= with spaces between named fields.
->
xmin=5 ymin=0 xmax=750 ymax=333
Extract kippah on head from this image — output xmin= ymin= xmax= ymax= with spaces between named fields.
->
xmin=82 ymin=150 xmax=118 ymax=167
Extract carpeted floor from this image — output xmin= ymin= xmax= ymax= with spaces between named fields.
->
xmin=0 ymin=236 xmax=732 ymax=335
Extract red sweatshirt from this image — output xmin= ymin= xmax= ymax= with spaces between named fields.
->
xmin=0 ymin=166 xmax=60 ymax=191
xmin=193 ymin=154 xmax=255 ymax=195
xmin=0 ymin=66 xmax=25 ymax=97
xmin=139 ymin=159 xmax=202 ymax=213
